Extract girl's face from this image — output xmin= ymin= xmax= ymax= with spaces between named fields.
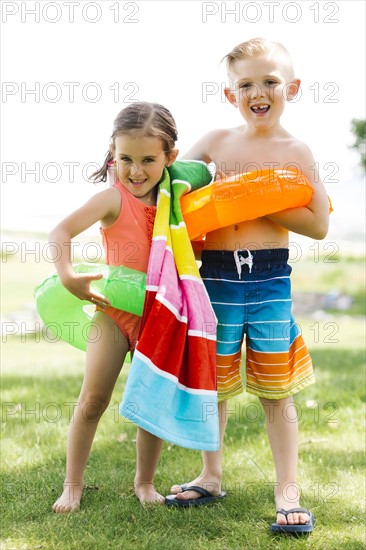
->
xmin=114 ymin=134 xmax=178 ymax=205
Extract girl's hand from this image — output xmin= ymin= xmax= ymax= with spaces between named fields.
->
xmin=61 ymin=272 xmax=111 ymax=308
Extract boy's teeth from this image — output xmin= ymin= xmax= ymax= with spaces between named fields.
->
xmin=251 ymin=105 xmax=270 ymax=113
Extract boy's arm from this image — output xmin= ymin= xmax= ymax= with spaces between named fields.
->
xmin=180 ymin=130 xmax=227 ymax=184
xmin=181 ymin=132 xmax=219 ymax=256
xmin=180 ymin=129 xmax=224 ymax=163
xmin=266 ymin=145 xmax=330 ymax=240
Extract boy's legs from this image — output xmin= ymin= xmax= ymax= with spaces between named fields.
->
xmin=261 ymin=396 xmax=310 ymax=526
xmin=171 ymin=392 xmax=310 ymax=524
xmin=171 ymin=252 xmax=245 ymax=500
xmin=171 ymin=252 xmax=246 ymax=500
xmin=170 ymin=399 xmax=228 ymax=500
xmin=172 ymin=250 xmax=312 ymax=523
xmin=241 ymin=251 xmax=312 ymax=525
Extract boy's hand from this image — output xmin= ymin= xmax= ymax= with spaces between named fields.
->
xmin=61 ymin=272 xmax=111 ymax=308
xmin=214 ymin=167 xmax=226 ymax=181
xmin=191 ymin=240 xmax=204 ymax=260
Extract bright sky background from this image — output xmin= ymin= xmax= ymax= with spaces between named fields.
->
xmin=1 ymin=0 xmax=365 ymax=245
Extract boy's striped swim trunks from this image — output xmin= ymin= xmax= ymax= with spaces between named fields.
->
xmin=200 ymin=248 xmax=315 ymax=401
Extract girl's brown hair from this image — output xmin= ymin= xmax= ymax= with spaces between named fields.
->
xmin=91 ymin=102 xmax=178 ymax=183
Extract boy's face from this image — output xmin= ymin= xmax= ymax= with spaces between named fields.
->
xmin=224 ymin=53 xmax=300 ymax=129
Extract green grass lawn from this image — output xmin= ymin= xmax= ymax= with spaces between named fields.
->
xmin=1 ymin=243 xmax=365 ymax=549
xmin=1 ymin=334 xmax=365 ymax=549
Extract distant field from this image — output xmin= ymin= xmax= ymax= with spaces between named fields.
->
xmin=1 ymin=231 xmax=364 ymax=317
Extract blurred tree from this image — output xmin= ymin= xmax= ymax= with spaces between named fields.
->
xmin=350 ymin=119 xmax=366 ymax=171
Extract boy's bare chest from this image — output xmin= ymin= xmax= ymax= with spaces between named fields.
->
xmin=213 ymin=140 xmax=295 ymax=176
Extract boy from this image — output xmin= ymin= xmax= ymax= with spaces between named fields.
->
xmin=165 ymin=38 xmax=329 ymax=533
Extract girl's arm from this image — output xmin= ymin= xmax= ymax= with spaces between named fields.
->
xmin=266 ymin=145 xmax=330 ymax=240
xmin=48 ymin=187 xmax=120 ymax=306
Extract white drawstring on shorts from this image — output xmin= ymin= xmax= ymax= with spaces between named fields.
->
xmin=233 ymin=249 xmax=253 ymax=279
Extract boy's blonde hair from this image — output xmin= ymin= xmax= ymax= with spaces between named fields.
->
xmin=223 ymin=37 xmax=295 ymax=83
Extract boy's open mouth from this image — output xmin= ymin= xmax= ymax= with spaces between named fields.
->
xmin=250 ymin=104 xmax=270 ymax=114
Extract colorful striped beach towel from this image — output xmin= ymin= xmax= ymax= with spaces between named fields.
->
xmin=119 ymin=161 xmax=219 ymax=451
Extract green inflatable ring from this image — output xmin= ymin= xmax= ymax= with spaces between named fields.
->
xmin=34 ymin=263 xmax=146 ymax=351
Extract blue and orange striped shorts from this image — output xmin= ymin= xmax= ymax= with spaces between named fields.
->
xmin=200 ymin=249 xmax=315 ymax=400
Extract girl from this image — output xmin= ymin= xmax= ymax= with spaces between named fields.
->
xmin=50 ymin=102 xmax=178 ymax=513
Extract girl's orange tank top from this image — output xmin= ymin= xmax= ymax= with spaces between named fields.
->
xmin=100 ymin=181 xmax=156 ymax=272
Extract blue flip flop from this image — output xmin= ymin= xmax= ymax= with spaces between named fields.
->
xmin=271 ymin=507 xmax=315 ymax=534
xmin=165 ymin=485 xmax=227 ymax=507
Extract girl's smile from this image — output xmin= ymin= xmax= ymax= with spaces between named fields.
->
xmin=129 ymin=178 xmax=148 ymax=186
xmin=114 ymin=134 xmax=177 ymax=205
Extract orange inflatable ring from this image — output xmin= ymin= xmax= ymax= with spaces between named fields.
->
xmin=181 ymin=169 xmax=313 ymax=240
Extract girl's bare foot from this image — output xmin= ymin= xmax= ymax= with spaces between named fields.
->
xmin=134 ymin=482 xmax=164 ymax=506
xmin=52 ymin=481 xmax=84 ymax=513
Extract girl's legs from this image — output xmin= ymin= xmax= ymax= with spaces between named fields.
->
xmin=261 ymin=395 xmax=310 ymax=526
xmin=53 ymin=311 xmax=128 ymax=513
xmin=170 ymin=399 xmax=228 ymax=500
xmin=134 ymin=428 xmax=165 ymax=504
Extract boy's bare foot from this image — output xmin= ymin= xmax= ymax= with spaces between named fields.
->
xmin=52 ymin=481 xmax=84 ymax=513
xmin=275 ymin=483 xmax=310 ymax=526
xmin=170 ymin=475 xmax=222 ymax=501
xmin=134 ymin=482 xmax=164 ymax=506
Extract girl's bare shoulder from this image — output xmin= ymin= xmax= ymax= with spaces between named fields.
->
xmin=96 ymin=186 xmax=122 ymax=225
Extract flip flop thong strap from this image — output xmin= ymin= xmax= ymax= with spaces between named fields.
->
xmin=182 ymin=485 xmax=213 ymax=498
xmin=276 ymin=507 xmax=311 ymax=517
